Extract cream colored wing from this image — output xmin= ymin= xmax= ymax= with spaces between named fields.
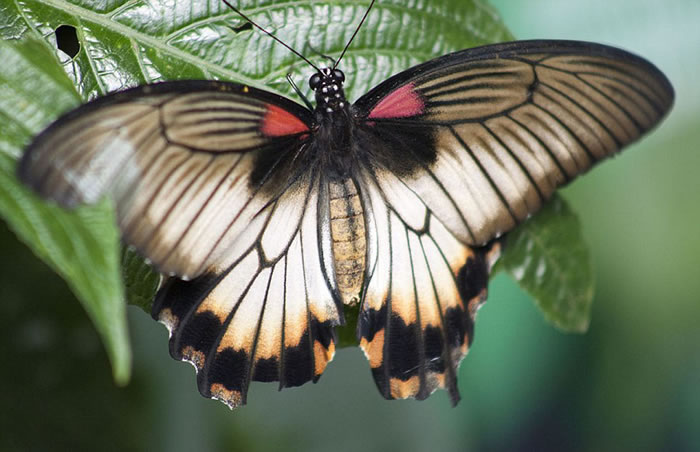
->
xmin=357 ymin=168 xmax=501 ymax=404
xmin=152 ymin=171 xmax=340 ymax=408
xmin=19 ymin=80 xmax=313 ymax=279
xmin=353 ymin=40 xmax=672 ymax=403
xmin=355 ymin=40 xmax=674 ymax=246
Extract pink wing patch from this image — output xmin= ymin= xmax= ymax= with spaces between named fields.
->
xmin=261 ymin=104 xmax=310 ymax=137
xmin=368 ymin=83 xmax=425 ymax=119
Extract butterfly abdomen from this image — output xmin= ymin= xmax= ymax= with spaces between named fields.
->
xmin=329 ymin=178 xmax=366 ymax=305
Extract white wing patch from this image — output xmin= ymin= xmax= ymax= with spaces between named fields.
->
xmin=19 ymin=87 xmax=311 ymax=280
xmin=153 ymin=173 xmax=340 ymax=409
xmin=358 ymin=169 xmax=492 ymax=404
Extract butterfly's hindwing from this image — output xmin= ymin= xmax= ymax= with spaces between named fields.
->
xmin=152 ymin=172 xmax=340 ymax=408
xmin=357 ymin=168 xmax=501 ymax=403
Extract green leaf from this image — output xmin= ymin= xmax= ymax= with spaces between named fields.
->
xmin=0 ymin=38 xmax=131 ymax=383
xmin=121 ymin=247 xmax=160 ymax=314
xmin=495 ymin=194 xmax=594 ymax=333
xmin=0 ymin=0 xmax=514 ymax=100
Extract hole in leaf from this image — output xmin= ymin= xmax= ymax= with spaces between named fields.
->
xmin=55 ymin=25 xmax=80 ymax=58
xmin=231 ymin=22 xmax=253 ymax=33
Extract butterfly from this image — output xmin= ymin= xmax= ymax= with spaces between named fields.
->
xmin=17 ymin=0 xmax=673 ymax=408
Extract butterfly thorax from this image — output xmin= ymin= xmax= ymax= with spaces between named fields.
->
xmin=308 ymin=68 xmax=356 ymax=175
xmin=310 ymin=67 xmax=348 ymax=116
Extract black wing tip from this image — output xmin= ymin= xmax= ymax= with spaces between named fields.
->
xmin=15 ymin=140 xmax=50 ymax=199
xmin=15 ymin=148 xmax=32 ymax=184
xmin=447 ymin=384 xmax=461 ymax=407
xmin=652 ymin=68 xmax=675 ymax=119
xmin=15 ymin=129 xmax=88 ymax=209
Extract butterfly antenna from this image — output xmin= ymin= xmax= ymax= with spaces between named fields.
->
xmin=305 ymin=40 xmax=337 ymax=66
xmin=287 ymin=73 xmax=314 ymax=110
xmin=334 ymin=0 xmax=376 ymax=69
xmin=221 ymin=0 xmax=321 ymax=72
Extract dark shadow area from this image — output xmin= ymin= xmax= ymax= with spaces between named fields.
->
xmin=231 ymin=22 xmax=253 ymax=34
xmin=55 ymin=25 xmax=80 ymax=58
xmin=0 ymin=221 xmax=149 ymax=451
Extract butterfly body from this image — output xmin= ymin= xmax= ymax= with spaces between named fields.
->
xmin=18 ymin=39 xmax=673 ymax=408
xmin=328 ymin=178 xmax=366 ymax=305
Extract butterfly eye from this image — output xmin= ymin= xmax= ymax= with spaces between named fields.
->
xmin=333 ymin=69 xmax=345 ymax=83
xmin=309 ymin=73 xmax=321 ymax=90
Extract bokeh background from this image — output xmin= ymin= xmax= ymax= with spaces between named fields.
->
xmin=1 ymin=0 xmax=698 ymax=451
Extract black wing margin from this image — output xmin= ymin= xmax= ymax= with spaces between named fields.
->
xmin=150 ymin=170 xmax=341 ymax=408
xmin=357 ymin=167 xmax=503 ymax=404
xmin=153 ymin=170 xmax=343 ymax=408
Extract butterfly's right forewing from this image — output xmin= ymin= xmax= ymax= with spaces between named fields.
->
xmin=355 ymin=40 xmax=674 ymax=246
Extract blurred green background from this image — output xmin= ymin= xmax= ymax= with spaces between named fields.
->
xmin=1 ymin=0 xmax=698 ymax=451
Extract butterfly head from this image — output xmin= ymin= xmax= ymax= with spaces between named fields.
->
xmin=310 ymin=67 xmax=348 ymax=114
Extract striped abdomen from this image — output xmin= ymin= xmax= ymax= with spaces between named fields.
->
xmin=329 ymin=179 xmax=366 ymax=305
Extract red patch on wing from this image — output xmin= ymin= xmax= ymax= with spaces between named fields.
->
xmin=368 ymin=83 xmax=425 ymax=119
xmin=260 ymin=104 xmax=309 ymax=137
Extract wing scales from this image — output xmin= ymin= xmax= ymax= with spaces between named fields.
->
xmin=358 ymin=170 xmax=500 ymax=404
xmin=353 ymin=41 xmax=675 ymax=401
xmin=355 ymin=40 xmax=673 ymax=246
xmin=152 ymin=174 xmax=340 ymax=408
xmin=19 ymin=81 xmax=313 ymax=279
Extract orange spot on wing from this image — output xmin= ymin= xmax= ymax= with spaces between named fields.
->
xmin=314 ymin=340 xmax=335 ymax=376
xmin=390 ymin=376 xmax=420 ymax=399
xmin=157 ymin=307 xmax=179 ymax=332
xmin=210 ymin=384 xmax=243 ymax=409
xmin=181 ymin=346 xmax=206 ymax=370
xmin=433 ymin=372 xmax=446 ymax=388
xmin=261 ymin=104 xmax=309 ymax=137
xmin=467 ymin=288 xmax=488 ymax=318
xmin=360 ymin=329 xmax=385 ymax=369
